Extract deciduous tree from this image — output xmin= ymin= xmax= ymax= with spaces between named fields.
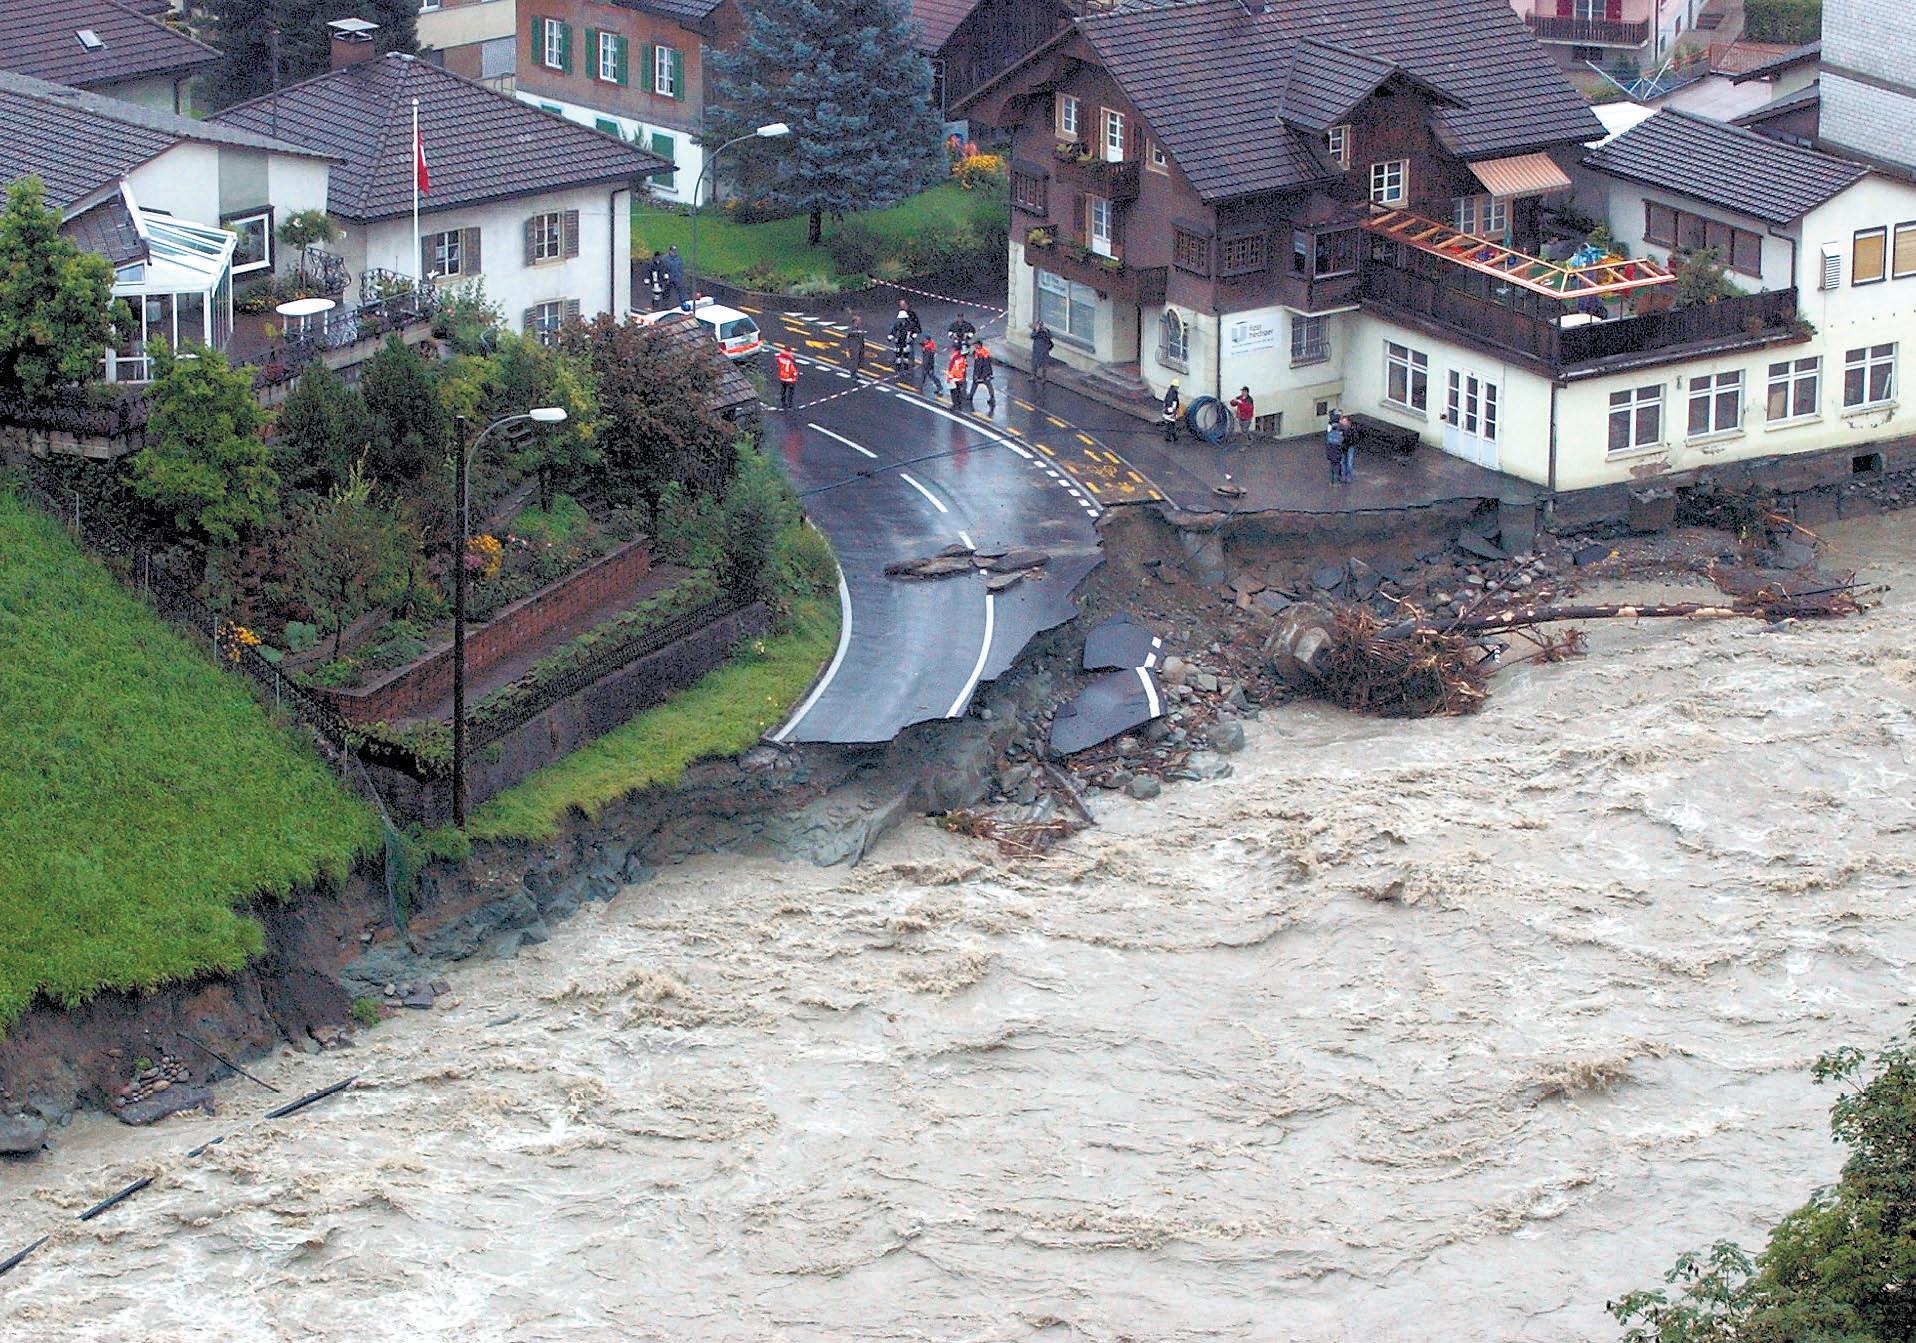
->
xmin=710 ymin=0 xmax=944 ymax=245
xmin=130 ymin=344 xmax=278 ymax=548
xmin=0 ymin=177 xmax=121 ymax=399
xmin=274 ymin=360 xmax=372 ymax=493
xmin=360 ymin=335 xmax=448 ymax=484
xmin=289 ymin=461 xmax=413 ymax=659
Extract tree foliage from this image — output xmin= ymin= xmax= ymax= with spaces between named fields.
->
xmin=1612 ymin=1020 xmax=1916 ymax=1342
xmin=562 ymin=315 xmax=736 ymax=518
xmin=274 ymin=360 xmax=372 ymax=493
xmin=717 ymin=443 xmax=788 ymax=598
xmin=710 ymin=0 xmax=945 ymax=244
xmin=203 ymin=0 xmax=418 ymax=109
xmin=485 ymin=335 xmax=599 ymax=511
xmin=360 ymin=335 xmax=448 ymax=483
xmin=130 ymin=344 xmax=278 ymax=547
xmin=288 ymin=460 xmax=412 ymax=658
xmin=0 ymin=177 xmax=121 ymax=399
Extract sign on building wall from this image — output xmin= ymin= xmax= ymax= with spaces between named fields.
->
xmin=1225 ymin=315 xmax=1279 ymax=355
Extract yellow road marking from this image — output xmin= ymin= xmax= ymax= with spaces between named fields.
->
xmin=1013 ymin=398 xmax=1036 ymax=412
xmin=1081 ymin=448 xmax=1102 ymax=462
xmin=1127 ymin=470 xmax=1144 ymax=483
xmin=1075 ymin=432 xmax=1095 ymax=446
xmin=1101 ymin=450 xmax=1121 ymax=464
xmin=1003 ymin=425 xmax=1022 ymax=436
xmin=739 ymin=304 xmax=761 ymax=313
xmin=1083 ymin=480 xmax=1102 ymax=494
xmin=804 ymin=339 xmax=835 ymax=351
xmin=1036 ymin=443 xmax=1055 ymax=456
xmin=1045 ymin=415 xmax=1067 ymax=428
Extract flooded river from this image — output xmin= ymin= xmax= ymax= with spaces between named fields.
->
xmin=5 ymin=515 xmax=1916 ymax=1342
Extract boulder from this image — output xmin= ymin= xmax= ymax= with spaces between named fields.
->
xmin=0 ymin=1113 xmax=48 ymax=1155
xmin=116 ymin=1086 xmax=214 ymax=1128
xmin=1267 ymin=603 xmax=1336 ymax=687
xmin=1210 ymin=721 xmax=1247 ymax=754
xmin=1125 ymin=775 xmax=1162 ymax=801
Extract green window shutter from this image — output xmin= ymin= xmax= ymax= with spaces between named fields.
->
xmin=649 ymin=130 xmax=675 ymax=183
xmin=559 ymin=22 xmax=572 ymax=73
xmin=613 ymin=35 xmax=629 ymax=86
xmin=528 ymin=16 xmax=542 ymax=66
xmin=585 ymin=28 xmax=598 ymax=77
xmin=668 ymin=46 xmax=684 ymax=100
xmin=596 ymin=116 xmax=621 ymax=136
xmin=642 ymin=43 xmax=656 ymax=93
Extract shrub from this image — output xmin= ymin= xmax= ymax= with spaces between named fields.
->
xmin=825 ymin=221 xmax=883 ymax=275
xmin=510 ymin=493 xmax=591 ymax=548
xmin=1743 ymin=0 xmax=1820 ymax=43
xmin=360 ymin=618 xmax=429 ymax=671
xmin=308 ymin=657 xmax=362 ymax=687
xmin=285 ymin=621 xmax=319 ymax=653
xmin=775 ymin=520 xmax=838 ymax=599
xmin=951 ymin=152 xmax=1006 ymax=191
xmin=872 ymin=257 xmax=910 ymax=284
xmin=349 ymin=996 xmax=384 ymax=1028
xmin=787 ymin=273 xmax=841 ymax=297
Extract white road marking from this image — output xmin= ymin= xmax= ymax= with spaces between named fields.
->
xmin=945 ymin=589 xmax=995 ymax=719
xmin=807 ymin=423 xmax=878 ymax=458
xmin=897 ymin=472 xmax=949 ymax=513
xmin=1137 ymin=666 xmax=1162 ymax=718
xmin=959 ymin=531 xmax=974 ymax=549
xmin=771 ymin=562 xmax=854 ymax=743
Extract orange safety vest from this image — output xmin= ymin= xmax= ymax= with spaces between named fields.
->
xmin=947 ymin=353 xmax=968 ymax=383
xmin=774 ymin=351 xmax=798 ymax=383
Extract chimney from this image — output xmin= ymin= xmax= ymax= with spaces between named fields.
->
xmin=327 ymin=17 xmax=379 ymax=71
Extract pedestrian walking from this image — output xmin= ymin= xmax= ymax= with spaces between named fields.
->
xmin=845 ymin=315 xmax=867 ymax=379
xmin=1229 ymin=387 xmax=1255 ymax=439
xmin=895 ymin=298 xmax=922 ymax=340
xmin=1325 ymin=409 xmax=1347 ymax=483
xmin=1161 ymin=379 xmax=1182 ymax=443
xmin=970 ymin=340 xmax=996 ymax=411
xmin=1336 ymin=412 xmax=1357 ymax=483
xmin=946 ymin=311 xmax=976 ymax=352
xmin=662 ymin=244 xmax=685 ymax=307
xmin=774 ymin=345 xmax=799 ymax=410
xmin=643 ymin=251 xmax=668 ymax=310
xmin=1029 ymin=318 xmax=1054 ymax=386
xmin=947 ymin=345 xmax=971 ymax=410
xmin=917 ymin=334 xmax=939 ymax=393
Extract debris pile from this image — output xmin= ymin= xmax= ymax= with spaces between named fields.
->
xmin=885 ymin=543 xmax=1050 ymax=593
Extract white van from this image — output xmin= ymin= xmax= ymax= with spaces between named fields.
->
xmin=629 ymin=298 xmax=763 ymax=362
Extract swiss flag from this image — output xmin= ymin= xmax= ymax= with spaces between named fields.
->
xmin=415 ymin=125 xmax=431 ymax=195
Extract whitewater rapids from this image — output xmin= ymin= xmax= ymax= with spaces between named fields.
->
xmin=4 ymin=514 xmax=1915 ymax=1342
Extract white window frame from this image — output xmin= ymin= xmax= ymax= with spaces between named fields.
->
xmin=1370 ymin=159 xmax=1406 ymax=206
xmin=1156 ymin=308 xmax=1187 ymax=370
xmin=224 ymin=208 xmax=273 ymax=276
xmin=429 ymin=228 xmax=464 ymax=279
xmin=531 ymin=211 xmax=563 ymax=264
xmin=598 ymin=31 xmax=620 ymax=83
xmin=1444 ymin=369 xmax=1499 ymax=440
xmin=1765 ymin=356 xmax=1820 ymax=425
xmin=1326 ymin=124 xmax=1350 ymax=169
xmin=1687 ymin=370 xmax=1744 ymax=439
xmin=1383 ymin=340 xmax=1428 ymax=414
xmin=1844 ymin=343 xmax=1897 ymax=410
xmin=1452 ymin=193 xmax=1508 ymax=238
xmin=1088 ymin=195 xmax=1114 ymax=257
xmin=1102 ymin=108 xmax=1125 ymax=163
xmin=1036 ymin=268 xmax=1097 ymax=346
xmin=654 ymin=44 xmax=678 ymax=97
xmin=541 ymin=18 xmax=564 ymax=70
xmin=1608 ymin=384 xmax=1663 ymax=455
xmin=1573 ymin=0 xmax=1602 ymax=18
xmin=1057 ymin=93 xmax=1080 ymax=139
xmin=1148 ymin=141 xmax=1168 ymax=173
xmin=419 ymin=0 xmax=440 ymax=11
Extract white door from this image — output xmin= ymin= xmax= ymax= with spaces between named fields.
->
xmin=1441 ymin=369 xmax=1500 ymax=469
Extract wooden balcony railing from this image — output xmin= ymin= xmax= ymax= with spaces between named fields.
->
xmin=1051 ymin=148 xmax=1141 ymax=203
xmin=1024 ymin=238 xmax=1166 ymax=305
xmin=1526 ymin=13 xmax=1651 ymax=46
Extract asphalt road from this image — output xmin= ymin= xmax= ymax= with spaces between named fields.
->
xmin=761 ymin=306 xmax=1110 ymax=745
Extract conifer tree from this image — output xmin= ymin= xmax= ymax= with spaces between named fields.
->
xmin=0 ymin=178 xmax=120 ymax=399
xmin=710 ymin=0 xmax=945 ymax=244
xmin=202 ymin=0 xmax=418 ymax=109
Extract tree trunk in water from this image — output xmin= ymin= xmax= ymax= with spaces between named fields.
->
xmin=808 ymin=210 xmax=822 ymax=246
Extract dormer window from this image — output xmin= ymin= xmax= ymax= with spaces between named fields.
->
xmin=1370 ymin=158 xmax=1407 ymax=205
xmin=1326 ymin=124 xmax=1350 ymax=169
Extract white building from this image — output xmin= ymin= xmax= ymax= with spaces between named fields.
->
xmin=210 ymin=44 xmax=665 ymax=339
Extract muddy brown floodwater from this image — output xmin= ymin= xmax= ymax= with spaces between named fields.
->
xmin=5 ymin=514 xmax=1916 ymax=1343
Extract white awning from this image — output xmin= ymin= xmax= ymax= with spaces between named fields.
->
xmin=1469 ymin=152 xmax=1574 ymax=198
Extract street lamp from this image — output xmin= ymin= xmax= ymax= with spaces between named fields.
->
xmin=685 ymin=121 xmax=792 ymax=316
xmin=451 ymin=407 xmax=568 ymax=826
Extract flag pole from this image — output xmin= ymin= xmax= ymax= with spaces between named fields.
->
xmin=412 ymin=97 xmax=422 ymax=284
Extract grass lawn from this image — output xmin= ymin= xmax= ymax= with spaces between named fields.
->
xmin=631 ymin=180 xmax=1003 ymax=286
xmin=0 ymin=487 xmax=376 ymax=1030
xmin=465 ymin=595 xmax=841 ymax=842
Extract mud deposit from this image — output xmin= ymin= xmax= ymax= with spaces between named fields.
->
xmin=5 ymin=514 xmax=1916 ymax=1342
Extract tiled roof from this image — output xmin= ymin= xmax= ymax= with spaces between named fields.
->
xmin=606 ymin=0 xmax=731 ymax=24
xmin=1078 ymin=0 xmax=1604 ymax=202
xmin=0 ymin=69 xmax=327 ymax=209
xmin=211 ymin=55 xmax=669 ymax=223
xmin=0 ymin=0 xmax=219 ymax=90
xmin=1275 ymin=39 xmax=1460 ymax=135
xmin=1730 ymin=79 xmax=1820 ymax=129
xmin=1729 ymin=39 xmax=1820 ymax=84
xmin=61 ymin=192 xmax=145 ymax=265
xmin=911 ymin=0 xmax=985 ymax=51
xmin=647 ymin=313 xmax=757 ymax=410
xmin=1584 ymin=108 xmax=1864 ymax=225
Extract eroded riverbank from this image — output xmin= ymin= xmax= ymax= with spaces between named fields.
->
xmin=3 ymin=512 xmax=1914 ymax=1342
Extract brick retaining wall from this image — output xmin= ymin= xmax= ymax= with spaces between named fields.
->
xmin=323 ymin=535 xmax=654 ymax=725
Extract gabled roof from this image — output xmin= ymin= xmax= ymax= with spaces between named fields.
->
xmin=1729 ymin=39 xmax=1821 ymax=84
xmin=1584 ymin=108 xmax=1865 ymax=225
xmin=1071 ymin=0 xmax=1604 ymax=202
xmin=0 ymin=69 xmax=330 ymax=210
xmin=647 ymin=312 xmax=757 ymax=412
xmin=911 ymin=0 xmax=985 ymax=52
xmin=211 ymin=54 xmax=669 ymax=223
xmin=0 ymin=0 xmax=220 ymax=90
xmin=606 ymin=0 xmax=731 ymax=25
xmin=1276 ymin=39 xmax=1461 ymax=135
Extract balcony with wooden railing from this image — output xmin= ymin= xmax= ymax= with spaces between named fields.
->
xmin=1525 ymin=13 xmax=1650 ymax=46
xmin=1050 ymin=143 xmax=1141 ymax=203
xmin=1023 ymin=227 xmax=1166 ymax=305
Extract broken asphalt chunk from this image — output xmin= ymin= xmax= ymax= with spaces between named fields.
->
xmin=1048 ymin=668 xmax=1166 ymax=756
xmin=1456 ymin=531 xmax=1508 ymax=561
xmin=1083 ymin=612 xmax=1164 ymax=671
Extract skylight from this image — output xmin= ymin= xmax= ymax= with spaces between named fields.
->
xmin=76 ymin=28 xmax=105 ymax=51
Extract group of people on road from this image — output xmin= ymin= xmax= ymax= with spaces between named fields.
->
xmin=640 ymin=246 xmax=687 ymax=310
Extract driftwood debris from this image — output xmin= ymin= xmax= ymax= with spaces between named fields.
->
xmin=1274 ymin=573 xmax=1868 ymax=719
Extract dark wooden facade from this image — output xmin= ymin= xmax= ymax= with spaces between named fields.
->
xmin=927 ymin=0 xmax=1071 ymax=120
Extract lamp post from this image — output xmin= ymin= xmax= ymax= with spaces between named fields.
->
xmin=686 ymin=121 xmax=791 ymax=314
xmin=451 ymin=406 xmax=568 ymax=827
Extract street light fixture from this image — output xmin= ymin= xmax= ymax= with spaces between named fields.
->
xmin=685 ymin=121 xmax=793 ymax=318
xmin=451 ymin=407 xmax=568 ymax=827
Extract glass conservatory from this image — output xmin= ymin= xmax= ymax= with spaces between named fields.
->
xmin=103 ymin=208 xmax=236 ymax=384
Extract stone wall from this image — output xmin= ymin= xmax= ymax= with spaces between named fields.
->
xmin=323 ymin=535 xmax=654 ymax=725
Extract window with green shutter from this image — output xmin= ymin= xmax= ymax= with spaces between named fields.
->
xmin=558 ymin=21 xmax=572 ymax=74
xmin=667 ymin=47 xmax=684 ymax=100
xmin=649 ymin=131 xmax=675 ymax=184
xmin=585 ymin=27 xmax=599 ymax=78
xmin=612 ymin=34 xmax=629 ymax=85
xmin=642 ymin=43 xmax=656 ymax=93
xmin=596 ymin=117 xmax=622 ymax=136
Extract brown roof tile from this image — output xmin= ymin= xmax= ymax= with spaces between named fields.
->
xmin=1584 ymin=108 xmax=1863 ymax=225
xmin=0 ymin=0 xmax=219 ymax=90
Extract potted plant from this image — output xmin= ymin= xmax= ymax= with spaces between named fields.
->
xmin=1026 ymin=225 xmax=1055 ymax=248
xmin=1098 ymin=254 xmax=1124 ymax=273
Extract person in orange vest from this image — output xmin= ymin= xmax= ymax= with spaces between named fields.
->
xmin=946 ymin=344 xmax=970 ymax=411
xmin=773 ymin=345 xmax=799 ymax=409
